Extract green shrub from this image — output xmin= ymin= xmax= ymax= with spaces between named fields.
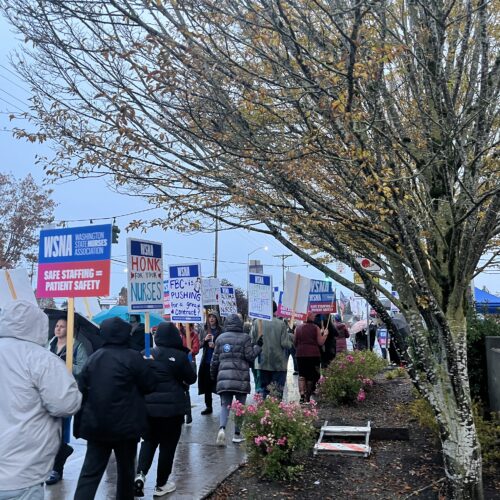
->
xmin=317 ymin=351 xmax=387 ymax=405
xmin=467 ymin=314 xmax=500 ymax=406
xmin=230 ymin=395 xmax=318 ymax=480
xmin=405 ymin=396 xmax=500 ymax=468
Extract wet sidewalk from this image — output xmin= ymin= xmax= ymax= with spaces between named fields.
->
xmin=46 ymin=360 xmax=299 ymax=499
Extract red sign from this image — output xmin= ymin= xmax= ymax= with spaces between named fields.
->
xmin=37 ymin=260 xmax=111 ymax=298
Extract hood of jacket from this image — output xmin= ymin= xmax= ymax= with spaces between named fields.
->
xmin=154 ymin=322 xmax=184 ymax=350
xmin=100 ymin=317 xmax=131 ymax=346
xmin=0 ymin=299 xmax=48 ymax=346
xmin=223 ymin=314 xmax=243 ymax=333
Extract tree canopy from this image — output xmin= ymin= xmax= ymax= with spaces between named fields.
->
xmin=0 ymin=172 xmax=55 ymax=269
xmin=2 ymin=1 xmax=499 ymax=496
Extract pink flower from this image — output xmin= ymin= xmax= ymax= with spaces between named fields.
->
xmin=277 ymin=436 xmax=287 ymax=446
xmin=254 ymin=435 xmax=268 ymax=446
xmin=357 ymin=388 xmax=366 ymax=402
xmin=318 ymin=376 xmax=326 ymax=385
xmin=346 ymin=354 xmax=354 ymax=363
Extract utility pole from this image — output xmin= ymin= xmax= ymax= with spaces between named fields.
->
xmin=213 ymin=208 xmax=219 ymax=278
xmin=274 ymin=254 xmax=292 ymax=289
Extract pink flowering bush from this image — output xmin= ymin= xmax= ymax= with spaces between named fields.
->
xmin=230 ymin=395 xmax=318 ymax=480
xmin=317 ymin=350 xmax=386 ymax=405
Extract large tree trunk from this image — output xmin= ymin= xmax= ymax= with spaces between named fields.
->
xmin=408 ymin=311 xmax=483 ymax=499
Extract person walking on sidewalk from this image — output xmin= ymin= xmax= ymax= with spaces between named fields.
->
xmin=73 ymin=317 xmax=157 ymax=500
xmin=134 ymin=322 xmax=197 ymax=497
xmin=333 ymin=314 xmax=350 ymax=354
xmin=198 ymin=312 xmax=222 ymax=415
xmin=45 ymin=316 xmax=89 ymax=486
xmin=294 ymin=313 xmax=328 ymax=403
xmin=210 ymin=314 xmax=261 ymax=446
xmin=0 ymin=300 xmax=82 ymax=500
xmin=250 ymin=301 xmax=292 ymax=400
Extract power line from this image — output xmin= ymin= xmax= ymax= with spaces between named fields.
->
xmin=0 ymin=87 xmax=28 ymax=107
xmin=0 ymin=95 xmax=25 ymax=113
xmin=56 ymin=207 xmax=159 ymax=224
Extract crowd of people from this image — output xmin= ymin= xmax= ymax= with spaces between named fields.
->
xmin=1 ymin=298 xmax=400 ymax=500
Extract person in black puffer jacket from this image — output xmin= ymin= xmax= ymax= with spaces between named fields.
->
xmin=134 ymin=322 xmax=197 ymax=497
xmin=210 ymin=314 xmax=261 ymax=446
xmin=73 ymin=317 xmax=157 ymax=500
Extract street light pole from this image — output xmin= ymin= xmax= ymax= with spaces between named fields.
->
xmin=247 ymin=245 xmax=268 ymax=274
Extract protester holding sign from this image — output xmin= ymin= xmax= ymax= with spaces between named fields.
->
xmin=294 ymin=312 xmax=328 ymax=403
xmin=0 ymin=300 xmax=82 ymax=500
xmin=250 ymin=301 xmax=292 ymax=400
xmin=134 ymin=322 xmax=197 ymax=497
xmin=73 ymin=317 xmax=157 ymax=500
xmin=45 ymin=317 xmax=89 ymax=486
xmin=198 ymin=312 xmax=222 ymax=415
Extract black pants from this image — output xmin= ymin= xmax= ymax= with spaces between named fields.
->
xmin=74 ymin=439 xmax=137 ymax=500
xmin=137 ymin=415 xmax=184 ymax=487
xmin=204 ymin=391 xmax=213 ymax=409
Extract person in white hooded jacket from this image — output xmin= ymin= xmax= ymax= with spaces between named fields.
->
xmin=0 ymin=300 xmax=82 ymax=500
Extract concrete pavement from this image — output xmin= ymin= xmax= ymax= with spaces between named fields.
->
xmin=45 ymin=359 xmax=299 ymax=499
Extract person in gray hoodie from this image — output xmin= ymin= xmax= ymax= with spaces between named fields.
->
xmin=0 ymin=300 xmax=82 ymax=500
xmin=210 ymin=314 xmax=261 ymax=446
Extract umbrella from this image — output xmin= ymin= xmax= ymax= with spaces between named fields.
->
xmin=92 ymin=305 xmax=165 ymax=327
xmin=350 ymin=319 xmax=368 ymax=335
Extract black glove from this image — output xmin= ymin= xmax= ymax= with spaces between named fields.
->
xmin=257 ymin=336 xmax=264 ymax=347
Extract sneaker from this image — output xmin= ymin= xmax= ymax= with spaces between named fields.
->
xmin=201 ymin=407 xmax=213 ymax=415
xmin=185 ymin=414 xmax=192 ymax=425
xmin=216 ymin=427 xmax=226 ymax=446
xmin=232 ymin=432 xmax=244 ymax=443
xmin=45 ymin=470 xmax=62 ymax=485
xmin=154 ymin=481 xmax=176 ymax=496
xmin=134 ymin=472 xmax=146 ymax=497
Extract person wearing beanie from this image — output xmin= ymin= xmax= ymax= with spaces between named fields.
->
xmin=73 ymin=317 xmax=157 ymax=500
xmin=134 ymin=322 xmax=197 ymax=497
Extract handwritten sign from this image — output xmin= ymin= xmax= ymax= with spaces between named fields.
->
xmin=219 ymin=286 xmax=237 ymax=317
xmin=127 ymin=238 xmax=163 ymax=312
xmin=202 ymin=278 xmax=220 ymax=306
xmin=168 ymin=263 xmax=203 ymax=322
xmin=248 ymin=273 xmax=273 ymax=321
xmin=37 ymin=224 xmax=111 ymax=298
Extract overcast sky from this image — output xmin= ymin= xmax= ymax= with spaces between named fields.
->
xmin=1 ymin=16 xmax=498 ymax=298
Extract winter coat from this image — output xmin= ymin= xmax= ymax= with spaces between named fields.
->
xmin=250 ymin=316 xmax=292 ymax=371
xmin=334 ymin=322 xmax=349 ymax=352
xmin=73 ymin=317 xmax=157 ymax=442
xmin=210 ymin=314 xmax=261 ymax=394
xmin=143 ymin=322 xmax=197 ymax=418
xmin=0 ymin=300 xmax=82 ymax=491
xmin=47 ymin=335 xmax=88 ymax=379
xmin=294 ymin=320 xmax=325 ymax=357
xmin=198 ymin=323 xmax=222 ymax=395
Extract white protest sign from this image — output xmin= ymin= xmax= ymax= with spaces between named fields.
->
xmin=75 ymin=297 xmax=101 ymax=319
xmin=282 ymin=271 xmax=310 ymax=317
xmin=202 ymin=278 xmax=220 ymax=306
xmin=0 ymin=269 xmax=37 ymax=310
xmin=248 ymin=273 xmax=273 ymax=321
xmin=127 ymin=238 xmax=164 ymax=313
xmin=219 ymin=286 xmax=237 ymax=317
xmin=168 ymin=263 xmax=203 ymax=322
